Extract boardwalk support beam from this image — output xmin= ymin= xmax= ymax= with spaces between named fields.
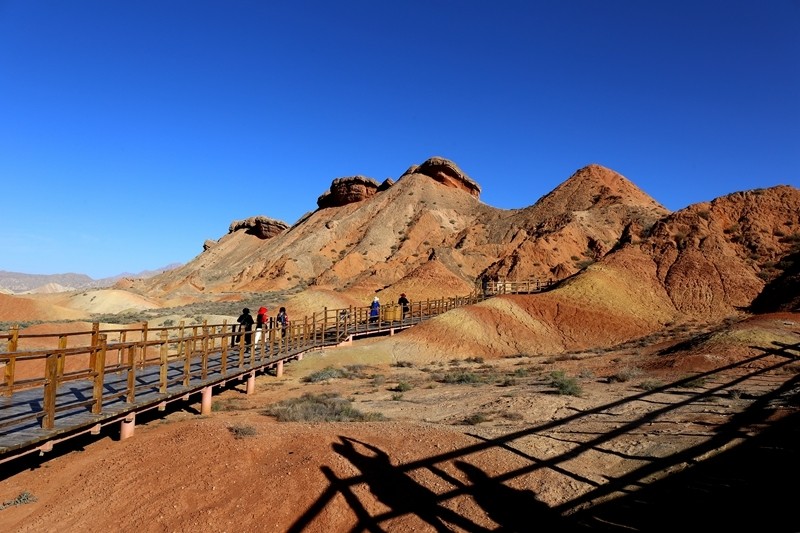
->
xmin=201 ymin=386 xmax=212 ymax=415
xmin=246 ymin=370 xmax=255 ymax=395
xmin=120 ymin=414 xmax=135 ymax=440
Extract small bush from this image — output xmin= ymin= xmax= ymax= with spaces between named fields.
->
xmin=392 ymin=360 xmax=414 ymax=368
xmin=464 ymin=356 xmax=485 ymax=364
xmin=463 ymin=412 xmax=489 ymax=425
xmin=638 ymin=380 xmax=664 ymax=391
xmin=727 ymin=389 xmax=744 ymax=400
xmin=211 ymin=399 xmax=246 ymax=412
xmin=439 ymin=371 xmax=482 ymax=384
xmin=302 ymin=367 xmax=347 ymax=383
xmin=392 ymin=381 xmax=413 ymax=392
xmin=607 ymin=367 xmax=643 ymax=383
xmin=0 ymin=491 xmax=37 ymax=510
xmin=548 ymin=371 xmax=583 ymax=397
xmin=391 ymin=393 xmax=404 ymax=401
xmin=677 ymin=375 xmax=709 ymax=388
xmin=264 ymin=393 xmax=385 ymax=422
xmin=228 ymin=424 xmax=257 ymax=439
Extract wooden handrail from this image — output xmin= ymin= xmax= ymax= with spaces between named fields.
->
xmin=0 ymin=278 xmax=554 ymax=428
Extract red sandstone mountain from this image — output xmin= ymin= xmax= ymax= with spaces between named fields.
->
xmin=128 ymin=158 xmax=669 ymax=308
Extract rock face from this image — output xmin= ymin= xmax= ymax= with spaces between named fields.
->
xmin=228 ymin=216 xmax=288 ymax=239
xmin=401 ymin=156 xmax=481 ymax=198
xmin=131 ymin=155 xmax=799 ymax=336
xmin=750 ymin=249 xmax=800 ymax=312
xmin=133 ymin=160 xmax=669 ymax=303
xmin=317 ymin=176 xmax=380 ymax=208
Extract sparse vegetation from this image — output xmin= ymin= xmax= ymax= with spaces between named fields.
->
xmin=438 ymin=371 xmax=482 ymax=384
xmin=392 ymin=381 xmax=413 ymax=392
xmin=548 ymin=370 xmax=583 ymax=396
xmin=228 ymin=424 xmax=257 ymax=439
xmin=211 ymin=398 xmax=246 ymax=412
xmin=463 ymin=412 xmax=489 ymax=425
xmin=638 ymin=379 xmax=665 ymax=391
xmin=264 ymin=393 xmax=385 ymax=422
xmin=608 ymin=367 xmax=643 ymax=383
xmin=302 ymin=367 xmax=348 ymax=383
xmin=0 ymin=491 xmax=37 ymax=510
xmin=302 ymin=365 xmax=370 ymax=383
xmin=677 ymin=375 xmax=709 ymax=388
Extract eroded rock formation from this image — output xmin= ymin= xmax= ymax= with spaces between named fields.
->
xmin=401 ymin=156 xmax=481 ymax=198
xmin=317 ymin=176 xmax=380 ymax=208
xmin=228 ymin=216 xmax=288 ymax=239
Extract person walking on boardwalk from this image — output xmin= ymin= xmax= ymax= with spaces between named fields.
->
xmin=398 ymin=293 xmax=410 ymax=320
xmin=276 ymin=307 xmax=289 ymax=339
xmin=369 ymin=297 xmax=380 ymax=324
xmin=255 ymin=306 xmax=268 ymax=345
xmin=236 ymin=307 xmax=255 ymax=347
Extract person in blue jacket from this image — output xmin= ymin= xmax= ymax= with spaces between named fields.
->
xmin=369 ymin=297 xmax=380 ymax=323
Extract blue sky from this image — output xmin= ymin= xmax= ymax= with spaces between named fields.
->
xmin=1 ymin=1 xmax=798 ymax=279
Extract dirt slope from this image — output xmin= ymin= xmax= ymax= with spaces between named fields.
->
xmin=1 ymin=312 xmax=798 ymax=532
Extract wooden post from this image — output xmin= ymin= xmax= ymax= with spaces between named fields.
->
xmin=141 ymin=323 xmax=149 ymax=368
xmin=276 ymin=360 xmax=284 ymax=377
xmin=8 ymin=325 xmax=19 ymax=352
xmin=221 ymin=321 xmax=229 ymax=375
xmin=126 ymin=345 xmax=136 ymax=403
xmin=3 ymin=354 xmax=15 ymax=396
xmin=201 ymin=325 xmax=209 ymax=380
xmin=177 ymin=321 xmax=185 ymax=359
xmin=42 ymin=352 xmax=58 ymax=429
xmin=92 ymin=335 xmax=107 ymax=415
xmin=160 ymin=329 xmax=169 ymax=393
xmin=56 ymin=335 xmax=67 ymax=379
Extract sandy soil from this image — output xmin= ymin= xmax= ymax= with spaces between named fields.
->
xmin=1 ymin=313 xmax=799 ymax=532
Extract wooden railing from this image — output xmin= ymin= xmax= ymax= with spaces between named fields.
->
xmin=0 ymin=280 xmax=554 ymax=433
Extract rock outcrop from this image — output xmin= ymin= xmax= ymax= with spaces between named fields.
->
xmin=401 ymin=156 xmax=481 ymax=198
xmin=317 ymin=176 xmax=380 ymax=208
xmin=228 ymin=216 xmax=288 ymax=239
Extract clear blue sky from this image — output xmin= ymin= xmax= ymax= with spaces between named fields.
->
xmin=1 ymin=1 xmax=798 ymax=279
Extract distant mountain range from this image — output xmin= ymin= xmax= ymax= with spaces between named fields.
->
xmin=0 ymin=264 xmax=182 ymax=294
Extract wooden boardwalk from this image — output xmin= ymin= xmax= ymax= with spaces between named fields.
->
xmin=0 ymin=280 xmax=553 ymax=465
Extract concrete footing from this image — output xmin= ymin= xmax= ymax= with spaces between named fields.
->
xmin=120 ymin=414 xmax=136 ymax=440
xmin=201 ymin=386 xmax=212 ymax=415
xmin=246 ymin=371 xmax=255 ymax=395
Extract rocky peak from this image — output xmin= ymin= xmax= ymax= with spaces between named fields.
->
xmin=228 ymin=216 xmax=288 ymax=239
xmin=317 ymin=175 xmax=380 ymax=208
xmin=531 ymin=164 xmax=667 ymax=215
xmin=401 ymin=156 xmax=481 ymax=198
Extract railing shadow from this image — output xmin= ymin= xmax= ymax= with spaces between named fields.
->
xmin=288 ymin=345 xmax=800 ymax=532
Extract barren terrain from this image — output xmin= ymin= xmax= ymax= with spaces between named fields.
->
xmin=1 ymin=161 xmax=798 ymax=531
xmin=1 ymin=311 xmax=798 ymax=532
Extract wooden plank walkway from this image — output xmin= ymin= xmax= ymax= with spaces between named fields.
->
xmin=0 ymin=317 xmax=416 ymax=462
xmin=0 ymin=280 xmax=555 ymax=465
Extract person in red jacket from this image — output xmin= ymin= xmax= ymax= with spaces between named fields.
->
xmin=255 ymin=306 xmax=268 ymax=345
